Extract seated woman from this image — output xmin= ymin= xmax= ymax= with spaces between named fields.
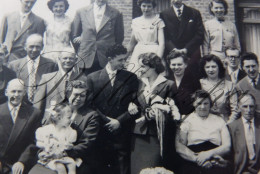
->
xmin=131 ymin=52 xmax=180 ymax=174
xmin=176 ymin=90 xmax=231 ymax=174
xmin=0 ymin=44 xmax=16 ymax=104
xmin=199 ymin=54 xmax=238 ymax=123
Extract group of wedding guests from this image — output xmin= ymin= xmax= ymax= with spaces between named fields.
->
xmin=1 ymin=0 xmax=260 ymax=174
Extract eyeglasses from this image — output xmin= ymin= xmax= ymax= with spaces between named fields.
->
xmin=227 ymin=56 xmax=240 ymax=59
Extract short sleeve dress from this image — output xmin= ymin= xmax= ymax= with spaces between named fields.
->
xmin=127 ymin=15 xmax=165 ymax=73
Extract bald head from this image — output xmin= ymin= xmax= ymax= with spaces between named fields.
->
xmin=5 ymin=79 xmax=26 ymax=106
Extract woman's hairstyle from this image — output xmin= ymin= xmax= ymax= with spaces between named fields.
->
xmin=0 ymin=44 xmax=8 ymax=55
xmin=47 ymin=0 xmax=69 ymax=13
xmin=48 ymin=102 xmax=71 ymax=125
xmin=209 ymin=0 xmax=228 ymax=16
xmin=191 ymin=89 xmax=213 ymax=108
xmin=105 ymin=44 xmax=127 ymax=59
xmin=241 ymin=52 xmax=259 ymax=68
xmin=166 ymin=51 xmax=190 ymax=65
xmin=66 ymin=80 xmax=89 ymax=98
xmin=138 ymin=52 xmax=165 ymax=74
xmin=137 ymin=0 xmax=156 ymax=8
xmin=199 ymin=54 xmax=225 ymax=79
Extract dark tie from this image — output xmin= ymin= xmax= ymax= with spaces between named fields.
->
xmin=177 ymin=8 xmax=182 ymax=20
xmin=252 ymin=79 xmax=256 ymax=88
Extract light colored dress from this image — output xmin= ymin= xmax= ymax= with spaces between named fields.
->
xmin=202 ymin=18 xmax=240 ymax=61
xmin=127 ymin=15 xmax=165 ymax=73
xmin=43 ymin=15 xmax=72 ymax=61
xmin=36 ymin=124 xmax=77 ymax=170
xmin=200 ymin=78 xmax=238 ymax=122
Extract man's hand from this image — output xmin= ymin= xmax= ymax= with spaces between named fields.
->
xmin=128 ymin=102 xmax=138 ymax=115
xmin=172 ymin=48 xmax=187 ymax=55
xmin=105 ymin=117 xmax=120 ymax=132
xmin=201 ymin=161 xmax=212 ymax=169
xmin=73 ymin=37 xmax=81 ymax=44
xmin=12 ymin=162 xmax=24 ymax=174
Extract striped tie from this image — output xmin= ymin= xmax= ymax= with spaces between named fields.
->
xmin=28 ymin=61 xmax=36 ymax=102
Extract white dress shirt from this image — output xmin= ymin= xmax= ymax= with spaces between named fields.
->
xmin=93 ymin=3 xmax=106 ymax=31
xmin=105 ymin=63 xmax=117 ymax=86
xmin=8 ymin=102 xmax=21 ymax=123
xmin=20 ymin=11 xmax=31 ymax=28
xmin=227 ymin=66 xmax=239 ymax=84
xmin=173 ymin=5 xmax=184 ymax=17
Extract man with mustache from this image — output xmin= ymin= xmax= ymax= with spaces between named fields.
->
xmin=236 ymin=52 xmax=260 ymax=116
xmin=0 ymin=79 xmax=41 ymax=174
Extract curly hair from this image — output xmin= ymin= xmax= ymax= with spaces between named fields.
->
xmin=138 ymin=52 xmax=165 ymax=74
xmin=209 ymin=0 xmax=228 ymax=16
xmin=199 ymin=54 xmax=225 ymax=79
xmin=66 ymin=80 xmax=89 ymax=98
xmin=191 ymin=89 xmax=213 ymax=108
xmin=137 ymin=0 xmax=156 ymax=8
xmin=105 ymin=44 xmax=127 ymax=58
xmin=47 ymin=0 xmax=69 ymax=13
xmin=166 ymin=51 xmax=190 ymax=65
xmin=48 ymin=102 xmax=71 ymax=125
xmin=241 ymin=52 xmax=259 ymax=68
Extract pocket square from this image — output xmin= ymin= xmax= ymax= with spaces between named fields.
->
xmin=189 ymin=19 xmax=193 ymax=22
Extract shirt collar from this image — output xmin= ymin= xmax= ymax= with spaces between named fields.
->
xmin=246 ymin=73 xmax=259 ymax=84
xmin=227 ymin=66 xmax=239 ymax=76
xmin=142 ymin=74 xmax=167 ymax=91
xmin=27 ymin=56 xmax=40 ymax=63
xmin=173 ymin=4 xmax=184 ymax=14
xmin=242 ymin=116 xmax=255 ymax=126
xmin=94 ymin=3 xmax=106 ymax=10
xmin=60 ymin=68 xmax=73 ymax=79
xmin=8 ymin=102 xmax=21 ymax=113
xmin=105 ymin=63 xmax=117 ymax=75
xmin=20 ymin=11 xmax=31 ymax=18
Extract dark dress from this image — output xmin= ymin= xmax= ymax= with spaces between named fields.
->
xmin=0 ymin=66 xmax=16 ymax=104
xmin=131 ymin=75 xmax=179 ymax=174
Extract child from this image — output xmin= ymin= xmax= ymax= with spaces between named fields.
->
xmin=35 ymin=103 xmax=79 ymax=174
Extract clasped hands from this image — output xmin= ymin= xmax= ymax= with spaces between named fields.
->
xmin=194 ymin=151 xmax=228 ymax=169
xmin=171 ymin=48 xmax=187 ymax=55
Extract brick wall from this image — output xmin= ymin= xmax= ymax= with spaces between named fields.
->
xmin=107 ymin=0 xmax=236 ymax=45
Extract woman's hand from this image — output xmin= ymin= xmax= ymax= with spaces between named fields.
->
xmin=128 ymin=102 xmax=139 ymax=115
xmin=196 ymin=151 xmax=213 ymax=166
xmin=201 ymin=161 xmax=213 ymax=169
xmin=73 ymin=37 xmax=81 ymax=44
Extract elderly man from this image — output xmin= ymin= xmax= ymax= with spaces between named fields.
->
xmin=0 ymin=0 xmax=45 ymax=62
xmin=27 ymin=80 xmax=100 ymax=174
xmin=236 ymin=52 xmax=260 ymax=115
xmin=8 ymin=34 xmax=57 ymax=103
xmin=228 ymin=94 xmax=260 ymax=174
xmin=225 ymin=47 xmax=246 ymax=84
xmin=0 ymin=79 xmax=41 ymax=174
xmin=34 ymin=47 xmax=86 ymax=115
xmin=72 ymin=0 xmax=124 ymax=75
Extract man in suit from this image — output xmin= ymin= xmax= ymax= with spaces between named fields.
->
xmin=8 ymin=34 xmax=57 ymax=103
xmin=0 ymin=0 xmax=45 ymax=62
xmin=228 ymin=94 xmax=260 ymax=174
xmin=86 ymin=44 xmax=139 ymax=174
xmin=225 ymin=47 xmax=246 ymax=84
xmin=34 ymin=47 xmax=86 ymax=115
xmin=236 ymin=52 xmax=260 ymax=115
xmin=160 ymin=0 xmax=204 ymax=77
xmin=72 ymin=0 xmax=124 ymax=75
xmin=27 ymin=80 xmax=100 ymax=174
xmin=166 ymin=51 xmax=201 ymax=115
xmin=0 ymin=79 xmax=41 ymax=174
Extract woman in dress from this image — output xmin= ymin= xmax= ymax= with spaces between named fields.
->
xmin=0 ymin=44 xmax=16 ymax=104
xmin=127 ymin=0 xmax=165 ymax=74
xmin=176 ymin=89 xmax=231 ymax=174
xmin=131 ymin=52 xmax=180 ymax=174
xmin=199 ymin=54 xmax=238 ymax=123
xmin=43 ymin=0 xmax=72 ymax=61
xmin=202 ymin=0 xmax=240 ymax=62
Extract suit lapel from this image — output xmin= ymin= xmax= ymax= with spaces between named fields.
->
xmin=6 ymin=104 xmax=30 ymax=151
xmin=254 ymin=118 xmax=260 ymax=156
xmin=14 ymin=13 xmax=34 ymax=41
xmin=255 ymin=74 xmax=260 ymax=89
xmin=235 ymin=120 xmax=247 ymax=155
xmin=97 ymin=5 xmax=113 ymax=33
xmin=178 ymin=5 xmax=189 ymax=39
xmin=71 ymin=113 xmax=84 ymax=129
xmin=84 ymin=6 xmax=97 ymax=34
xmin=17 ymin=59 xmax=29 ymax=85
xmin=98 ymin=69 xmax=112 ymax=97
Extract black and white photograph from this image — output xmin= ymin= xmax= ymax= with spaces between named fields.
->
xmin=0 ymin=0 xmax=260 ymax=174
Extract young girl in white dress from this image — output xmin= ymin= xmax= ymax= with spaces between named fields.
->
xmin=35 ymin=103 xmax=79 ymax=174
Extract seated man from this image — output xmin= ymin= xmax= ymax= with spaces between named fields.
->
xmin=225 ymin=47 xmax=246 ymax=84
xmin=34 ymin=47 xmax=86 ymax=115
xmin=86 ymin=44 xmax=139 ymax=174
xmin=228 ymin=94 xmax=260 ymax=174
xmin=0 ymin=79 xmax=41 ymax=174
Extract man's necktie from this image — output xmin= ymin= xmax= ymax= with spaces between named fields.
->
xmin=230 ymin=71 xmax=237 ymax=84
xmin=28 ymin=61 xmax=36 ymax=103
xmin=246 ymin=120 xmax=255 ymax=160
xmin=11 ymin=107 xmax=17 ymax=123
xmin=21 ymin=15 xmax=27 ymax=28
xmin=252 ymin=79 xmax=256 ymax=88
xmin=177 ymin=8 xmax=182 ymax=20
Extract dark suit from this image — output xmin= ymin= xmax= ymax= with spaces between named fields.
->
xmin=168 ymin=70 xmax=201 ymax=115
xmin=228 ymin=118 xmax=260 ymax=174
xmin=8 ymin=56 xmax=57 ymax=90
xmin=236 ymin=75 xmax=260 ymax=114
xmin=0 ymin=12 xmax=45 ymax=62
xmin=0 ymin=66 xmax=16 ymax=104
xmin=0 ymin=102 xmax=41 ymax=174
xmin=160 ymin=5 xmax=204 ymax=77
xmin=34 ymin=69 xmax=87 ymax=114
xmin=86 ymin=69 xmax=138 ymax=174
xmin=225 ymin=69 xmax=247 ymax=84
xmin=72 ymin=4 xmax=124 ymax=73
xmin=25 ymin=107 xmax=100 ymax=174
